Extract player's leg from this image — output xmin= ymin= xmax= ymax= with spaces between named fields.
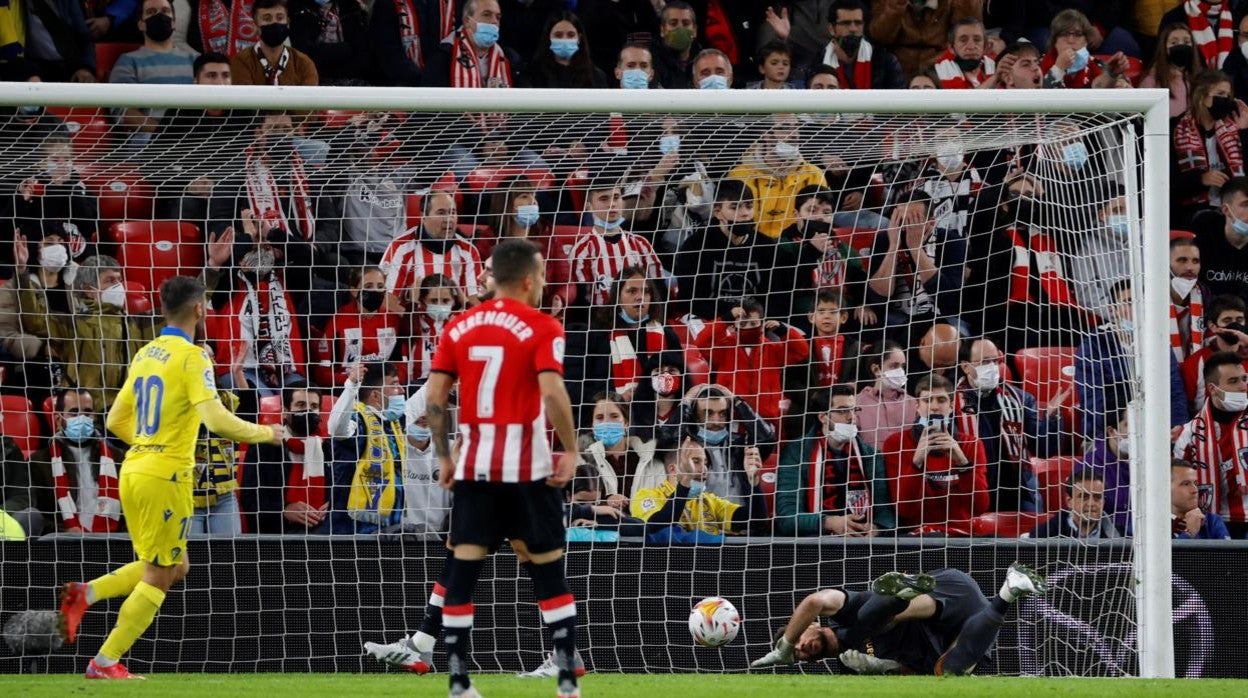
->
xmin=513 ymin=481 xmax=579 ymax=697
xmin=935 ymin=563 xmax=1047 ymax=676
xmin=840 ymin=571 xmax=936 ymax=650
xmin=364 ymin=547 xmax=450 ymax=673
xmin=442 ymin=481 xmax=496 ymax=696
xmin=59 ymin=559 xmax=146 ymax=644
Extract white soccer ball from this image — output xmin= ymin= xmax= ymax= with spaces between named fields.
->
xmin=688 ymin=597 xmax=740 ymax=647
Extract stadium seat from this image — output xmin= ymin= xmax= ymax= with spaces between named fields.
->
xmin=123 ymin=280 xmax=152 ymax=315
xmin=259 ymin=396 xmax=282 ymax=425
xmin=46 ymin=107 xmax=110 ymax=160
xmin=464 ymin=166 xmax=557 ymax=191
xmin=1031 ymin=456 xmax=1077 ymax=513
xmin=835 ymin=227 xmax=879 ymax=258
xmin=969 ymin=511 xmax=1048 ymax=538
xmin=94 ymin=42 xmax=142 ymax=81
xmin=757 ymin=451 xmax=779 ymax=517
xmin=0 ymin=395 xmax=43 ymax=457
xmin=85 ymin=167 xmax=154 ymax=222
xmin=564 ymin=169 xmax=591 ymax=211
xmin=111 ymin=221 xmax=204 ymax=307
xmin=1013 ymin=346 xmax=1079 ymax=430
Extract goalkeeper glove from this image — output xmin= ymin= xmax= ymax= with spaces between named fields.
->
xmin=838 ymin=649 xmax=901 ymax=675
xmin=750 ymin=636 xmax=796 ymax=668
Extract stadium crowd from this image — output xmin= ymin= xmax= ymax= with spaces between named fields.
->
xmin=1 ymin=0 xmax=1247 ymax=543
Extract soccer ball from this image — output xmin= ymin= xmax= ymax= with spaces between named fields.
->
xmin=688 ymin=597 xmax=740 ymax=647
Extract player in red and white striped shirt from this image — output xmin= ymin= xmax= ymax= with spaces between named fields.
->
xmin=569 ymin=183 xmax=665 ymax=306
xmin=425 ymin=238 xmax=580 ymax=698
xmin=379 ymin=191 xmax=482 ymax=306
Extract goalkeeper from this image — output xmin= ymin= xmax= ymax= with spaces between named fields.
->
xmin=751 ymin=563 xmax=1045 ymax=675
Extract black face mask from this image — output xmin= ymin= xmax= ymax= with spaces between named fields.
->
xmin=727 ymin=221 xmax=755 ymax=239
xmin=288 ymin=411 xmax=321 ymax=438
xmin=954 ymin=56 xmax=981 ymax=72
xmin=839 ymin=34 xmax=863 ymax=57
xmin=144 ymin=13 xmax=174 ymax=42
xmin=260 ymin=22 xmax=290 ymax=48
xmin=1010 ymin=193 xmax=1040 ymax=222
xmin=1210 ymin=95 xmax=1237 ymax=121
xmin=1167 ymin=44 xmax=1195 ymax=68
xmin=360 ymin=289 xmax=385 ymax=312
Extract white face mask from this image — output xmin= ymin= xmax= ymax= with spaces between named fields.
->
xmin=936 ymin=152 xmax=964 ymax=171
xmin=39 ymin=243 xmax=68 ymax=272
xmin=99 ymin=282 xmax=126 ymax=309
xmin=773 ymin=141 xmax=801 ymax=159
xmin=973 ymin=363 xmax=1001 ymax=392
xmin=881 ymin=367 xmax=908 ymax=392
xmin=1171 ymin=276 xmax=1198 ymax=300
xmin=1241 ymin=42 xmax=1248 ymax=61
xmin=1218 ymin=387 xmax=1248 ymax=412
xmin=829 ymin=421 xmax=858 ymax=444
xmin=426 ymin=303 xmax=454 ymax=322
xmin=1115 ymin=434 xmax=1130 ymax=456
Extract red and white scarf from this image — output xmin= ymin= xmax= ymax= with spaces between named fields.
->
xmin=1174 ymin=111 xmax=1245 ymax=205
xmin=1171 ymin=286 xmax=1205 ymax=363
xmin=954 ymin=381 xmax=1027 ymax=464
xmin=822 ymin=38 xmax=873 ymax=90
xmin=933 ymin=48 xmax=995 ymax=89
xmin=1175 ymin=401 xmax=1248 ymax=522
xmin=283 ymin=437 xmax=327 ymax=510
xmin=255 ymin=45 xmax=291 ymax=85
xmin=238 ymin=272 xmax=298 ymax=379
xmin=245 ymin=146 xmax=314 ymax=240
xmin=51 ymin=438 xmax=120 ymax=533
xmin=811 ymin=335 xmax=844 ymax=388
xmin=809 ymin=437 xmax=868 ymax=515
xmin=198 ymin=0 xmax=259 ymax=57
xmin=609 ymin=322 xmax=667 ymax=395
xmin=813 ymin=243 xmax=847 ymax=291
xmin=394 ymin=0 xmax=423 ymax=68
xmin=1006 ymin=228 xmax=1079 ymax=307
xmin=1186 ymin=0 xmax=1234 ymax=69
xmin=450 ymin=28 xmax=512 ymax=88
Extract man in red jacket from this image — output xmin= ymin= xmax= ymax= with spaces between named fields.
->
xmin=1180 ymin=294 xmax=1248 ymax=411
xmin=882 ymin=374 xmax=988 ymax=535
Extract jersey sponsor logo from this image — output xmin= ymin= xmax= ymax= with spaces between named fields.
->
xmin=552 ymin=337 xmax=565 ymax=364
xmin=203 ymin=369 xmax=216 ymax=390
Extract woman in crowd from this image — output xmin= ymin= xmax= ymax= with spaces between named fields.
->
xmin=1140 ymin=23 xmax=1205 ymax=119
xmin=1171 ymin=70 xmax=1248 ymax=227
xmin=577 ymin=391 xmax=661 ymax=505
xmin=520 ymin=11 xmax=608 ymax=89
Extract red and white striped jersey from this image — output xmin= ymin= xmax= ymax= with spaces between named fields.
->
xmin=569 ymin=231 xmax=664 ymax=305
xmin=379 ymin=231 xmax=482 ymax=299
xmin=430 ymin=297 xmax=565 ymax=483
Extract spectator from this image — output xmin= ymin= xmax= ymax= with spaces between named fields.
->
xmin=1140 ymin=23 xmax=1205 ymax=119
xmin=1025 ymin=470 xmax=1121 ymax=539
xmin=29 ymin=388 xmax=120 ymax=534
xmin=519 ymin=11 xmax=606 ymax=89
xmin=289 ymin=0 xmax=371 ymax=85
xmin=747 ymin=41 xmax=798 ymax=89
xmin=424 ymin=0 xmax=518 ymax=88
xmin=691 ymin=47 xmax=734 ymax=90
xmin=682 ymin=383 xmax=775 ymax=506
xmin=758 ymin=2 xmax=839 ymax=71
xmin=1073 ymin=409 xmax=1132 ymax=532
xmin=1171 ymin=458 xmax=1232 ymax=540
xmin=869 ymin=0 xmax=981 ymax=78
xmin=629 ymin=351 xmax=689 ymax=445
xmin=1024 ymin=2 xmax=1140 ymax=58
xmin=62 ymin=255 xmax=155 ymax=412
xmin=1040 ymin=9 xmax=1131 ymax=89
xmin=1 ymin=230 xmax=77 ymax=409
xmin=3 ymin=0 xmax=97 ymax=82
xmin=230 ymin=0 xmax=319 ymax=86
xmin=856 ymin=340 xmax=916 ymax=449
xmin=1173 ymin=350 xmax=1248 ymax=538
xmin=694 ymin=298 xmax=810 ymax=424
xmin=1180 ymin=294 xmax=1248 ymax=410
xmin=567 ymin=181 xmax=665 ymax=310
xmin=572 ymin=0 xmax=659 ymax=77
xmin=578 ymin=391 xmax=661 ymax=504
xmin=933 ymin=16 xmax=1001 ymax=89
xmin=774 ymin=385 xmax=895 ymax=536
xmin=778 ymin=186 xmax=869 ymax=331
xmin=805 ymin=290 xmax=853 ymax=388
xmin=191 ymin=381 xmax=246 ymax=536
xmin=399 ymin=383 xmax=450 ymax=537
xmin=806 ymin=63 xmax=839 ymax=89
xmin=10 ymin=134 xmax=99 ymax=267
xmin=379 ymin=191 xmax=483 ymax=307
xmin=1194 ymin=176 xmax=1248 ymax=297
xmin=955 ymin=337 xmax=1061 ymax=513
xmin=915 ymin=322 xmax=962 ymax=383
xmin=906 ymin=72 xmax=937 ymax=89
xmin=365 ymin=0 xmax=436 ymax=87
xmin=1170 ymin=232 xmax=1207 ymax=366
xmin=881 ymin=374 xmax=989 ymax=535
xmin=1221 ymin=12 xmax=1248 ymax=101
xmin=110 ymin=0 xmax=198 ymax=138
xmin=631 ymin=437 xmax=765 ymax=542
xmin=675 ymin=179 xmax=784 ymax=322
xmin=615 ymin=42 xmax=655 ymax=89
xmin=481 ymin=175 xmax=574 ymax=312
xmin=408 ymin=274 xmax=466 ymax=381
xmin=727 ymin=114 xmax=829 ymax=239
xmin=327 ymin=363 xmax=406 ymax=534
xmin=1068 ymin=192 xmax=1132 ymax=316
xmin=312 ymin=266 xmax=404 ymax=388
xmin=1173 ymin=71 xmax=1248 ymax=227
xmin=653 ymin=0 xmax=701 ymax=89
xmin=240 ymin=383 xmax=330 ymax=534
xmin=1160 ymin=0 xmax=1235 ymax=70
xmin=813 ymin=0 xmax=904 ymax=89
xmin=0 ymin=431 xmax=39 ymax=537
xmin=994 ymin=39 xmax=1044 ymax=89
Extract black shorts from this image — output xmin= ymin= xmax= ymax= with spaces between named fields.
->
xmin=925 ymin=568 xmax=989 ymax=631
xmin=450 ymin=480 xmax=566 ymax=555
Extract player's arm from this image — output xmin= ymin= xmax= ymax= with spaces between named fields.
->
xmin=751 ymin=589 xmax=846 ymax=668
xmin=426 ymin=370 xmax=455 ymax=489
xmin=539 ymin=371 xmax=578 ymax=487
xmin=105 ymin=375 xmax=138 ymax=445
xmin=185 ymin=349 xmax=282 ymax=444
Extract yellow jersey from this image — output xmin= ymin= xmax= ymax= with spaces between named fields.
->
xmin=109 ymin=327 xmax=220 ymax=482
xmin=631 ymin=479 xmax=741 ymax=536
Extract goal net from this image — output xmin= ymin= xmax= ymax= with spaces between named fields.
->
xmin=0 ymin=85 xmax=1173 ymax=678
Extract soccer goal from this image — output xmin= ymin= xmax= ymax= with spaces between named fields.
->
xmin=0 ymin=83 xmax=1175 ymax=679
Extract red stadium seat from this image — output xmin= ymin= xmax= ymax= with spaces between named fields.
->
xmin=969 ymin=511 xmax=1049 ymax=538
xmin=1031 ymin=456 xmax=1077 ymax=513
xmin=111 ymin=221 xmax=204 ymax=307
xmin=565 ymin=169 xmax=591 ymax=211
xmin=464 ymin=166 xmax=557 ymax=191
xmin=85 ymin=167 xmax=154 ymax=222
xmin=259 ymin=395 xmax=283 ymax=425
xmin=94 ymin=42 xmax=142 ymax=81
xmin=835 ymin=227 xmax=879 ymax=258
xmin=1013 ymin=346 xmax=1079 ymax=430
xmin=0 ymin=395 xmax=43 ymax=457
xmin=46 ymin=107 xmax=111 ymax=160
xmin=757 ymin=451 xmax=779 ymax=517
xmin=123 ymin=280 xmax=152 ymax=315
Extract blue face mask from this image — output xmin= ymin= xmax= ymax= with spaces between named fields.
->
xmin=699 ymin=74 xmax=729 ymax=90
xmin=313 ymin=0 xmax=331 ymax=6
xmin=659 ymin=134 xmax=681 ymax=155
xmin=698 ymin=426 xmax=729 ymax=445
xmin=408 ymin=424 xmax=431 ymax=441
xmin=621 ymin=68 xmax=650 ymax=90
xmin=515 ymin=204 xmax=540 ymax=228
xmin=687 ymin=480 xmax=706 ymax=498
xmin=1067 ymin=46 xmax=1090 ymax=74
xmin=63 ymin=415 xmax=95 ymax=444
xmin=1107 ymin=215 xmax=1130 ymax=237
xmin=473 ymin=22 xmax=500 ymax=49
xmin=1229 ymin=212 xmax=1248 ymax=236
xmin=593 ymin=215 xmax=623 ymax=232
xmin=618 ymin=310 xmax=649 ymax=325
xmin=593 ymin=422 xmax=627 ymax=447
xmin=1062 ymin=142 xmax=1089 ymax=170
xmin=383 ymin=395 xmax=406 ymax=421
xmin=550 ymin=38 xmax=579 ymax=60
xmin=1120 ymin=319 xmax=1135 ymax=334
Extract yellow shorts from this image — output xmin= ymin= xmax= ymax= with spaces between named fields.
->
xmin=120 ymin=470 xmax=193 ymax=567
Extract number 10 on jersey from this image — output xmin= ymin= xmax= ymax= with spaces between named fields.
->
xmin=132 ymin=375 xmax=165 ymax=436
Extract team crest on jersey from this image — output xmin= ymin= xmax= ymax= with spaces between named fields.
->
xmin=203 ymin=369 xmax=216 ymax=390
xmin=552 ymin=337 xmax=565 ymax=363
xmin=1238 ymin=448 xmax=1248 ymax=471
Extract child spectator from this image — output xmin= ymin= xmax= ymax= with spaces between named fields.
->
xmin=1181 ymin=294 xmax=1248 ymax=410
xmin=1140 ymin=23 xmax=1205 ymax=119
xmin=312 ymin=266 xmax=405 ymax=388
xmin=747 ymin=41 xmax=798 ymax=89
xmin=408 ymin=274 xmax=465 ymax=382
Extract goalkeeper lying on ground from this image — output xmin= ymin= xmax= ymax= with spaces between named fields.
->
xmin=751 ymin=563 xmax=1046 ymax=675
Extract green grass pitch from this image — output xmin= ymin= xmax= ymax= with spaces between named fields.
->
xmin=1 ymin=674 xmax=1245 ymax=697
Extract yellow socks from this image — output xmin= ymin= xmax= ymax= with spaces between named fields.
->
xmin=88 ymin=560 xmax=146 ymax=603
xmin=97 ymin=581 xmax=165 ymax=663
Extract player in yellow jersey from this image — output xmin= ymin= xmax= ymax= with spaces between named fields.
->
xmin=57 ymin=275 xmax=285 ymax=680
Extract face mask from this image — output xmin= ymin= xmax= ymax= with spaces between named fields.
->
xmin=39 ymin=244 xmax=68 ymax=272
xmin=954 ymin=57 xmax=981 ymax=72
xmin=665 ymin=27 xmax=693 ymax=52
xmin=550 ymin=38 xmax=579 ymax=60
xmin=621 ymin=68 xmax=650 ymax=89
xmin=426 ymin=303 xmax=454 ymax=322
xmin=1061 ymin=142 xmax=1089 ymax=170
xmin=360 ymin=289 xmax=385 ymax=312
xmin=773 ymin=141 xmax=800 ymax=159
xmin=738 ymin=326 xmax=763 ymax=344
xmin=473 ymin=21 xmax=500 ymax=49
xmin=259 ymin=22 xmax=290 ymax=48
xmin=593 ymin=215 xmax=623 ymax=232
xmin=1171 ymin=276 xmax=1198 ymax=299
xmin=881 ymin=367 xmax=908 ymax=392
xmin=659 ymin=134 xmax=681 ymax=155
xmin=314 ymin=0 xmax=332 ymax=6
xmin=1210 ymin=95 xmax=1237 ymax=121
xmin=63 ymin=415 xmax=95 ymax=444
xmin=619 ymin=310 xmax=648 ymax=325
xmin=1242 ymin=42 xmax=1248 ymax=61
xmin=288 ymin=411 xmax=321 ymax=438
xmin=698 ymin=426 xmax=729 ymax=445
xmin=1066 ymin=46 xmax=1090 ymax=74
xmin=515 ymin=204 xmax=540 ymax=228
xmin=1218 ymin=388 xmax=1248 ymax=412
xmin=1107 ymin=215 xmax=1130 ymax=237
xmin=408 ymin=424 xmax=431 ymax=441
xmin=839 ymin=34 xmax=863 ymax=57
xmin=936 ymin=152 xmax=964 ymax=171
xmin=686 ymin=479 xmax=706 ymax=498
xmin=44 ymin=161 xmax=73 ymax=181
xmin=383 ymin=394 xmax=406 ymax=421
xmin=18 ymin=105 xmax=41 ymax=117
xmin=651 ymin=372 xmax=677 ymax=396
xmin=829 ymin=421 xmax=858 ymax=444
xmin=1167 ymin=43 xmax=1195 ymax=67
xmin=144 ymin=13 xmax=174 ymax=42
xmin=1116 ymin=434 xmax=1130 ymax=456
xmin=699 ymin=74 xmax=729 ymax=90
xmin=1229 ymin=211 xmax=1248 ymax=236
xmin=1119 ymin=319 xmax=1135 ymax=334
xmin=99 ymin=282 xmax=126 ymax=309
xmin=973 ymin=363 xmax=1000 ymax=392
xmin=593 ymin=421 xmax=626 ymax=447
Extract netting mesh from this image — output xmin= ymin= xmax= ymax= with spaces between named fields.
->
xmin=0 ymin=98 xmax=1155 ymax=677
